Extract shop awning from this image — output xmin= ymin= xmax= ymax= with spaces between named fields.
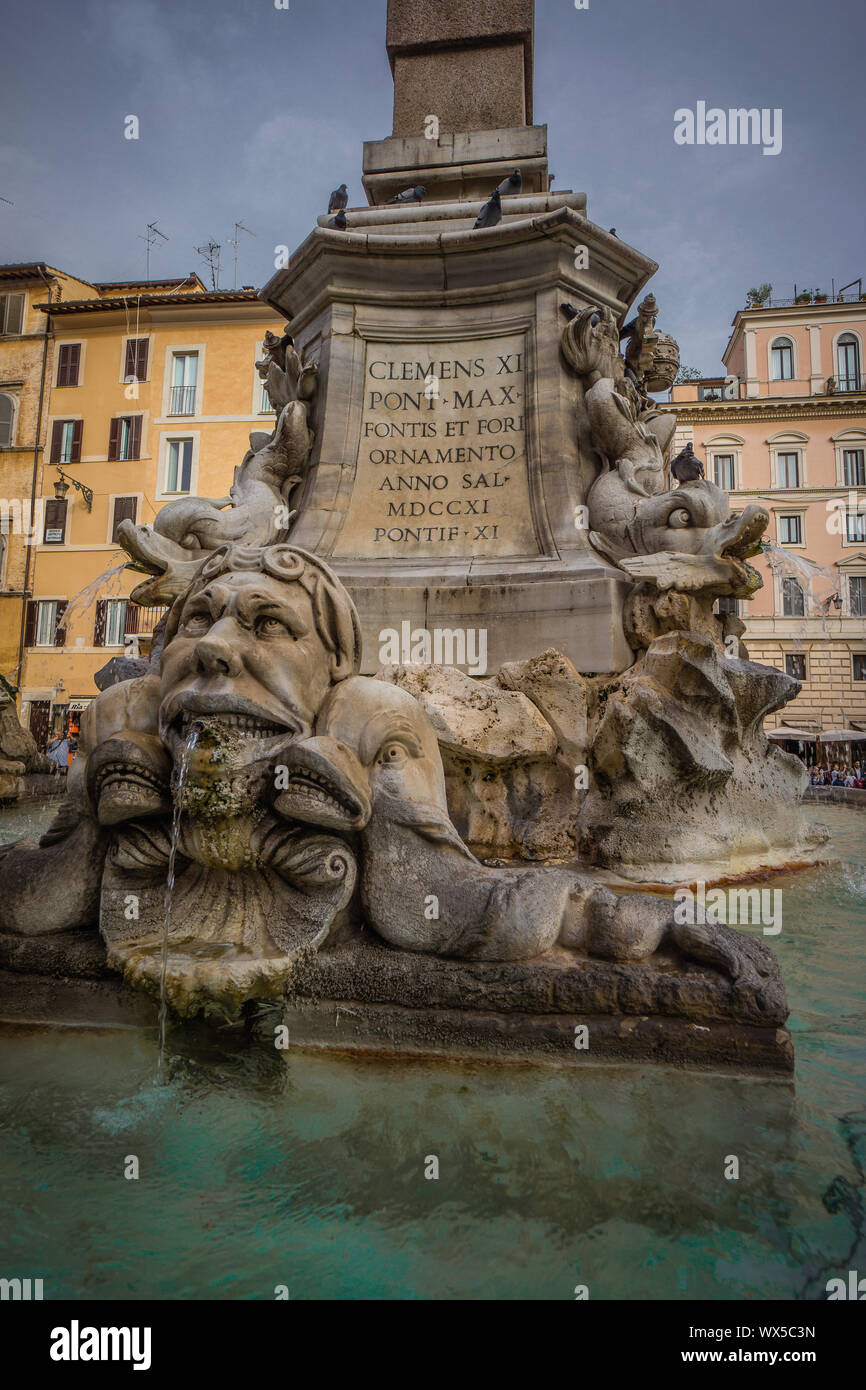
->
xmin=767 ymin=728 xmax=818 ymax=741
xmin=818 ymin=729 xmax=866 ymax=743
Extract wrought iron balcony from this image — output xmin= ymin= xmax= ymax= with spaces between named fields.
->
xmin=168 ymin=385 xmax=197 ymax=416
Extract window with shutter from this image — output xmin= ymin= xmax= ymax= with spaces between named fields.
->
xmin=129 ymin=415 xmax=141 ymax=459
xmin=56 ymin=344 xmax=81 ymax=388
xmin=35 ymin=600 xmax=58 ymax=647
xmin=93 ymin=599 xmax=108 ymax=647
xmin=53 ymin=600 xmax=68 ymax=648
xmin=43 ymin=498 xmax=68 ymax=544
xmin=0 ymin=294 xmax=25 ymax=335
xmin=50 ymin=420 xmax=63 ymax=463
xmin=52 ymin=420 xmax=82 ymax=463
xmin=108 ymin=416 xmax=142 ymax=461
xmin=124 ymin=602 xmax=140 ymax=635
xmin=0 ymin=393 xmax=13 ymax=447
xmin=125 ymin=338 xmax=149 ymax=384
xmin=111 ymin=496 xmax=138 ymax=542
xmin=24 ymin=600 xmax=37 ymax=647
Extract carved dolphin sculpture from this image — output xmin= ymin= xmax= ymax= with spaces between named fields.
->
xmin=272 ymin=676 xmax=779 ymax=992
xmin=118 ymin=401 xmax=314 ymax=605
xmin=591 ymin=477 xmax=769 ymax=598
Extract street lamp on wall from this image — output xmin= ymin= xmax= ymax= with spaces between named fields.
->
xmin=53 ymin=466 xmax=93 ymax=512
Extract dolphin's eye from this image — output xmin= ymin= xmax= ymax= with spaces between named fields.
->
xmin=668 ymin=508 xmax=692 ymax=528
xmin=378 ymin=741 xmax=409 ymax=767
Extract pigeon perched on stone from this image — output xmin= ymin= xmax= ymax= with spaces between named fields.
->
xmin=328 ymin=184 xmax=348 ymax=213
xmin=473 ymin=188 xmax=502 ymax=229
xmin=496 ymin=169 xmax=523 ymax=198
xmin=387 ymin=185 xmax=426 ymax=204
xmin=327 ymin=209 xmax=348 ymax=230
xmin=670 ymin=442 xmax=705 ymax=485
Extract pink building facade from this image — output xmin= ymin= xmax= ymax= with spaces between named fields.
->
xmin=667 ymin=291 xmax=866 ymax=762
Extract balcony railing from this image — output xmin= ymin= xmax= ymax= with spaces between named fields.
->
xmin=168 ymin=385 xmax=197 ymax=416
xmin=835 ymin=374 xmax=863 ymax=393
xmin=747 ymin=290 xmax=865 ymax=310
xmin=125 ymin=605 xmax=169 ymax=637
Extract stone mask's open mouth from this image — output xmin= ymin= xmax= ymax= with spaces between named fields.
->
xmin=163 ymin=692 xmax=303 ymax=749
xmin=178 ymin=710 xmax=289 ymax=742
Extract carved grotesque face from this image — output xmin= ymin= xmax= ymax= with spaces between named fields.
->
xmin=159 ymin=570 xmax=336 ymax=760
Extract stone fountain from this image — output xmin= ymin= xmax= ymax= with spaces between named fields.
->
xmin=0 ymin=0 xmax=831 ymax=1073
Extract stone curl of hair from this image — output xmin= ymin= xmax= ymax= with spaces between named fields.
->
xmin=163 ymin=542 xmax=362 ymax=681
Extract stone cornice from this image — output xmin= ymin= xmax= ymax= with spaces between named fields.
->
xmin=663 ymin=396 xmax=866 ymax=424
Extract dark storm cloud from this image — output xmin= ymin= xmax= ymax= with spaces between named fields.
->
xmin=0 ymin=0 xmax=863 ymax=370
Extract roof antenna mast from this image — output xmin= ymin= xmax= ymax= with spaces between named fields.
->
xmin=228 ymin=222 xmax=256 ymax=290
xmin=195 ymin=239 xmax=222 ymax=291
xmin=137 ymin=221 xmax=169 ymax=279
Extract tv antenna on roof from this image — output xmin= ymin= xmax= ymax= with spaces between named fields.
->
xmin=195 ymin=239 xmax=222 ymax=290
xmin=227 ymin=222 xmax=256 ymax=290
xmin=137 ymin=221 xmax=168 ymax=279
xmin=0 ymin=195 xmax=13 ymax=206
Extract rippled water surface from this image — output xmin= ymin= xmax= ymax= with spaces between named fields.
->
xmin=0 ymin=805 xmax=863 ymax=1300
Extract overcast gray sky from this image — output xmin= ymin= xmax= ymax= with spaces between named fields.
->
xmin=1 ymin=0 xmax=863 ymax=372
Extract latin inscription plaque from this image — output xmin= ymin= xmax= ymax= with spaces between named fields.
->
xmin=333 ymin=334 xmax=539 ymax=560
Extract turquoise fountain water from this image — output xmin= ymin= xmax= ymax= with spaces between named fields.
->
xmin=0 ymin=805 xmax=863 ymax=1300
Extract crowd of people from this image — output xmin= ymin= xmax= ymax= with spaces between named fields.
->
xmin=808 ymin=762 xmax=864 ymax=788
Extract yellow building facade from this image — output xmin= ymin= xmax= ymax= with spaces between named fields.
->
xmin=17 ymin=277 xmax=282 ymax=746
xmin=0 ymin=264 xmax=99 ymax=694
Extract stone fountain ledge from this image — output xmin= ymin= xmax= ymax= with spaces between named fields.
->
xmin=0 ymin=926 xmax=793 ymax=1075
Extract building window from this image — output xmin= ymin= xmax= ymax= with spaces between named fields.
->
xmin=50 ymin=419 xmax=81 ymax=464
xmin=108 ymin=415 xmax=142 ymax=461
xmin=166 ymin=438 xmax=194 ymax=493
xmin=850 ymin=576 xmax=866 ymax=617
xmin=782 ymin=578 xmax=805 ymax=617
xmin=43 ymin=498 xmax=68 ymax=545
xmin=843 ymin=449 xmax=865 ymax=487
xmin=0 ymin=393 xmax=14 ymax=447
xmin=853 ymin=654 xmax=866 ymax=682
xmin=713 ymin=454 xmax=735 ymax=490
xmin=0 ymin=294 xmax=24 ymax=335
xmin=837 ymin=335 xmax=861 ymax=393
xmin=94 ymin=598 xmax=129 ymax=647
xmin=714 ymin=596 xmax=740 ymax=617
xmin=770 ymin=337 xmax=794 ymax=381
xmin=105 ymin=599 xmax=127 ymax=647
xmin=778 ymin=515 xmax=803 ymax=545
xmin=698 ymin=384 xmax=724 ymax=401
xmin=56 ymin=344 xmax=81 ymax=388
xmin=169 ymin=352 xmax=198 ymax=415
xmin=124 ymin=338 xmax=149 ymax=385
xmin=846 ymin=508 xmax=866 ymax=544
xmin=777 ymin=452 xmax=800 ymax=488
xmin=785 ymin=654 xmax=806 ymax=681
xmin=25 ymin=598 xmax=67 ymax=648
xmin=111 ymin=496 xmax=138 ymax=542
